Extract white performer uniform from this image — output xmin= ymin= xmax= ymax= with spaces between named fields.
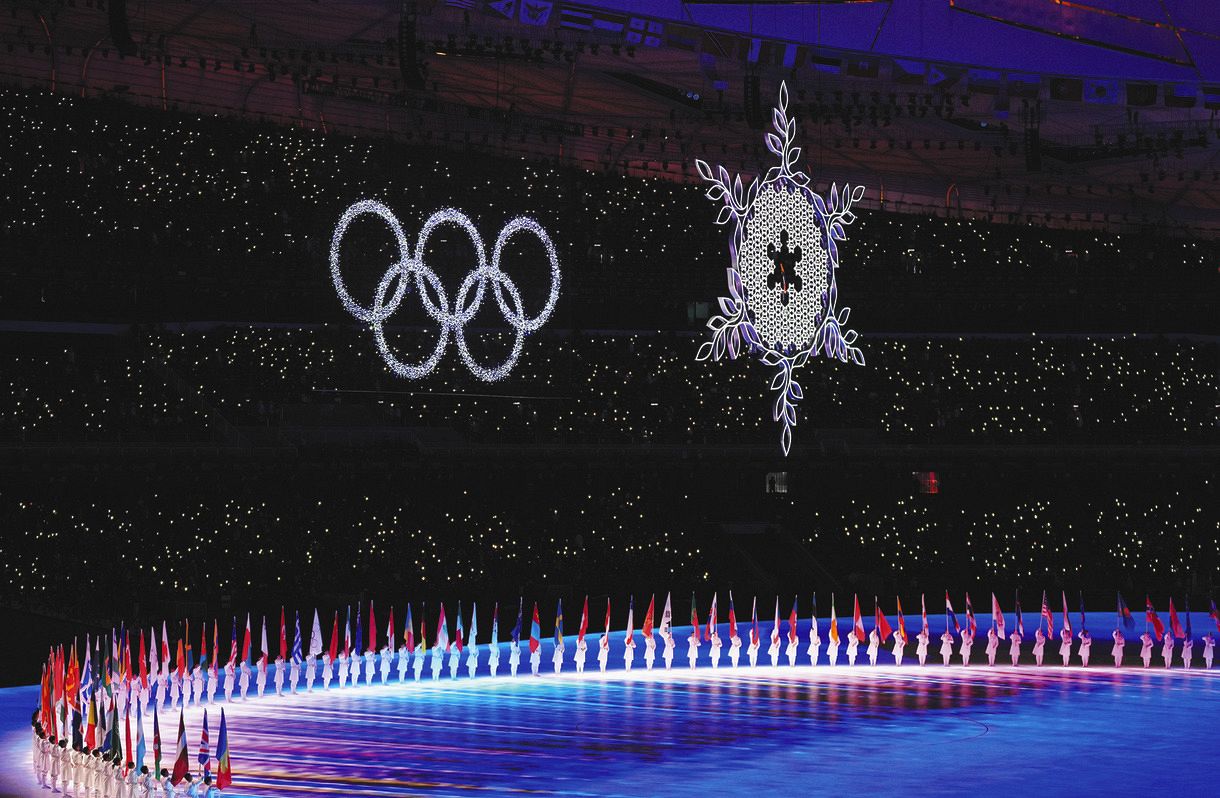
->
xmin=379 ymin=646 xmax=392 ymax=684
xmin=206 ymin=667 xmax=218 ymax=704
xmin=643 ymin=636 xmax=656 ymax=671
xmin=688 ymin=631 xmax=701 ymax=670
xmin=156 ymin=669 xmax=168 ymax=711
xmin=892 ymin=630 xmax=906 ymax=665
xmin=1182 ymin=637 xmax=1194 ymax=669
xmin=867 ymin=629 xmax=880 ymax=667
xmin=747 ymin=635 xmax=760 ymax=668
xmin=575 ymin=637 xmax=587 ymax=674
xmin=348 ymin=651 xmax=360 ymax=687
xmin=959 ymin=630 xmax=974 ymax=666
xmin=126 ymin=766 xmax=140 ymax=797
xmin=1058 ymin=629 xmax=1072 ymax=666
xmin=364 ymin=650 xmax=376 ymax=686
xmin=448 ymin=645 xmax=460 ymax=680
xmin=1161 ymin=634 xmax=1175 ymax=669
xmin=662 ymin=634 xmax=676 ymax=671
xmin=552 ymin=639 xmax=565 ymax=675
xmin=466 ymin=642 xmax=479 ymax=679
xmin=729 ymin=634 xmax=742 ymax=668
xmin=256 ymin=658 xmax=267 ymax=697
xmin=1033 ymin=629 xmax=1047 ymax=666
xmin=766 ymin=631 xmax=780 ymax=669
xmin=321 ymin=652 xmax=333 ymax=690
xmin=1139 ymin=633 xmax=1154 ymax=668
xmin=487 ymin=643 xmax=500 ymax=678
xmin=395 ymin=646 xmax=408 ymax=683
xmin=846 ymin=634 xmax=860 ymax=666
xmin=1078 ymin=629 xmax=1092 ymax=667
xmin=193 ymin=666 xmax=205 ymax=706
xmin=1008 ymin=630 xmax=1022 ymax=667
xmin=170 ymin=669 xmax=182 ymax=709
xmin=429 ymin=646 xmax=442 ymax=681
xmin=140 ymin=769 xmax=154 ymax=797
xmin=985 ymin=627 xmax=999 ymax=666
xmin=161 ymin=772 xmax=175 ymax=796
xmin=305 ymin=654 xmax=317 ymax=691
xmin=413 ymin=647 xmax=425 ymax=681
xmin=529 ymin=644 xmax=541 ymax=676
xmin=1111 ymin=630 xmax=1125 ymax=667
xmin=623 ymin=636 xmax=635 ymax=672
xmin=597 ymin=634 xmax=609 ymax=673
xmin=239 ymin=661 xmax=252 ymax=700
xmin=1203 ymin=633 xmax=1216 ymax=669
xmin=784 ymin=634 xmax=797 ymax=668
xmin=916 ymin=629 xmax=930 ymax=666
xmin=807 ymin=624 xmax=821 ymax=666
xmin=510 ymin=642 xmax=521 ymax=676
xmin=827 ymin=634 xmax=840 ymax=666
xmin=709 ymin=630 xmax=723 ymax=669
xmin=337 ymin=653 xmax=349 ymax=689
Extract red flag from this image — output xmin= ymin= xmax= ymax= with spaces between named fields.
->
xmin=171 ymin=709 xmax=189 ymax=784
xmin=578 ymin=597 xmax=589 ymax=642
xmin=603 ymin=598 xmax=611 ymax=634
xmin=138 ymin=631 xmax=148 ymax=689
xmin=875 ymin=599 xmax=893 ymax=641
xmin=965 ymin=593 xmax=977 ymax=636
xmin=920 ymin=594 xmax=928 ymax=635
xmin=216 ymin=708 xmax=232 ymax=789
xmin=64 ymin=641 xmax=79 ymax=712
xmin=896 ymin=598 xmax=908 ymax=643
xmin=1061 ymin=592 xmax=1072 ymax=635
xmin=241 ymin=615 xmax=252 ymax=664
xmin=1169 ymin=598 xmax=1185 ymax=639
xmin=691 ymin=595 xmax=701 ymax=643
xmin=175 ymin=639 xmax=185 ymax=679
xmin=528 ymin=603 xmax=541 ymax=654
xmin=642 ymin=596 xmax=655 ymax=638
xmin=787 ymin=598 xmax=799 ymax=644
xmin=1145 ymin=597 xmax=1166 ymax=641
xmin=1041 ymin=591 xmax=1054 ymax=637
xmin=328 ymin=611 xmax=339 ymax=660
xmin=991 ymin=593 xmax=1007 ymax=640
xmin=124 ymin=707 xmax=133 ymax=774
xmin=852 ymin=595 xmax=866 ymax=642
xmin=279 ymin=607 xmax=288 ymax=660
xmin=368 ymin=601 xmax=377 ymax=654
xmin=728 ymin=593 xmax=738 ymax=639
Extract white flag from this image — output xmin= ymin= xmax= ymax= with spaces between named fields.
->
xmin=660 ymin=593 xmax=673 ymax=639
xmin=468 ymin=603 xmax=478 ymax=647
xmin=309 ymin=610 xmax=323 ymax=657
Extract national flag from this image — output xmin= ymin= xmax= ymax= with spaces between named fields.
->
xmin=1061 ymin=592 xmax=1073 ymax=636
xmin=691 ymin=593 xmax=701 ymax=643
xmin=625 ymin=596 xmax=635 ymax=644
xmin=227 ymin=618 xmax=237 ymax=668
xmin=602 ymin=598 xmax=610 ymax=636
xmin=1145 ymin=597 xmax=1165 ymax=641
xmin=185 ymin=621 xmax=193 ymax=673
xmin=1041 ymin=591 xmax=1054 ymax=637
xmin=512 ymin=598 xmax=523 ymax=645
xmin=171 ymin=709 xmax=188 ymax=784
xmin=519 ymin=0 xmax=553 ymax=27
xmin=895 ymin=598 xmax=907 ymax=643
xmin=135 ymin=703 xmax=146 ymax=771
xmin=198 ymin=708 xmax=210 ymax=776
xmin=1185 ymin=597 xmax=1192 ymax=638
xmin=727 ymin=593 xmax=736 ymax=644
xmin=529 ymin=602 xmax=541 ymax=654
xmin=591 ymin=10 xmax=626 ymax=35
xmin=85 ymin=692 xmax=97 ymax=749
xmin=241 ymin=615 xmax=251 ymax=666
xmin=1079 ymin=592 xmax=1087 ymax=633
xmin=1169 ymin=598 xmax=1185 ymax=639
xmin=148 ymin=628 xmax=159 ymax=679
xmin=109 ymin=702 xmax=121 ymax=762
xmin=405 ymin=605 xmax=416 ymax=653
xmin=343 ymin=607 xmax=352 ymax=657
xmin=210 ymin=621 xmax=219 ymax=678
xmin=279 ymin=608 xmax=287 ymax=661
xmin=310 ymin=610 xmax=323 ymax=658
xmin=387 ymin=606 xmax=396 ymax=652
xmin=829 ymin=596 xmax=840 ymax=645
xmin=175 ymin=639 xmax=185 ymax=681
xmin=991 ymin=593 xmax=1007 ymax=640
xmin=455 ymin=602 xmax=465 ymax=654
xmin=787 ymin=597 xmax=799 ymax=644
xmin=750 ymin=597 xmax=759 ymax=647
xmin=216 ymin=708 xmax=232 ymax=789
xmin=660 ymin=593 xmax=673 ymax=640
xmin=436 ymin=604 xmax=449 ymax=652
xmin=1210 ymin=599 xmax=1219 ymax=633
xmin=198 ymin=623 xmax=208 ymax=673
xmin=65 ymin=641 xmax=79 ymax=711
xmin=327 ymin=611 xmax=339 ymax=661
xmin=852 ymin=595 xmax=866 ymax=642
xmin=946 ymin=592 xmax=960 ymax=634
xmin=874 ymin=598 xmax=893 ymax=641
xmin=161 ymin=622 xmax=170 ymax=676
xmin=554 ymin=599 xmax=564 ymax=646
xmin=259 ymin=617 xmax=268 ymax=667
xmin=1084 ymin=79 xmax=1120 ymax=104
xmin=292 ymin=611 xmax=302 ymax=665
xmin=921 ymin=594 xmax=929 ymax=634
xmin=642 ymin=596 xmax=655 ymax=639
xmin=152 ymin=703 xmax=161 ymax=776
xmin=354 ymin=604 xmax=363 ymax=657
xmin=369 ymin=601 xmax=377 ymax=654
xmin=419 ymin=611 xmax=428 ymax=656
xmin=559 ymin=9 xmax=592 ymax=31
xmin=578 ymin=597 xmax=589 ymax=643
xmin=124 ymin=705 xmax=132 ymax=774
xmin=770 ymin=598 xmax=781 ymax=648
xmin=707 ymin=593 xmax=718 ymax=639
xmin=1015 ymin=592 xmax=1024 ymax=637
xmin=81 ymin=636 xmax=93 ymax=704
xmin=965 ymin=593 xmax=977 ymax=636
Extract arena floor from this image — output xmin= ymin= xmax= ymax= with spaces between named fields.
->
xmin=4 ymin=657 xmax=1218 ymax=797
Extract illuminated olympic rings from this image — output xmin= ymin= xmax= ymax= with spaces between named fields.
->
xmin=330 ymin=200 xmax=561 ymax=382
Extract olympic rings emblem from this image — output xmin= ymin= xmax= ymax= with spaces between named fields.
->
xmin=330 ymin=199 xmax=561 ymax=382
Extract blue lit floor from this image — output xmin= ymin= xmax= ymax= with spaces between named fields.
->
xmin=4 ymin=663 xmax=1220 ymax=797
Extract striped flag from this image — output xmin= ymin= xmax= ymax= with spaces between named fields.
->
xmin=292 ymin=612 xmax=302 ymax=665
xmin=455 ymin=603 xmax=465 ymax=654
xmin=991 ymin=593 xmax=1006 ymax=639
xmin=1117 ymin=593 xmax=1134 ymax=631
xmin=691 ymin=593 xmax=701 ymax=643
xmin=707 ymin=593 xmax=718 ymax=639
xmin=946 ymin=591 xmax=960 ymax=634
xmin=829 ymin=596 xmax=839 ymax=645
xmin=874 ymin=598 xmax=893 ymax=641
xmin=624 ymin=596 xmax=635 ymax=645
xmin=965 ymin=593 xmax=977 ymax=636
xmin=852 ymin=595 xmax=866 ymax=642
xmin=553 ymin=599 xmax=563 ymax=647
xmin=135 ymin=703 xmax=146 ymax=770
xmin=1041 ymin=591 xmax=1054 ymax=637
xmin=198 ymin=708 xmax=210 ymax=776
xmin=1015 ymin=592 xmax=1024 ymax=637
xmin=405 ymin=605 xmax=415 ymax=654
xmin=1061 ymin=592 xmax=1073 ymax=635
xmin=216 ymin=708 xmax=232 ymax=789
xmin=787 ymin=597 xmax=799 ymax=644
xmin=529 ymin=602 xmax=541 ymax=654
xmin=171 ymin=708 xmax=188 ymax=784
xmin=728 ymin=593 xmax=737 ymax=639
xmin=1145 ymin=597 xmax=1165 ymax=641
xmin=896 ymin=597 xmax=907 ymax=643
xmin=512 ymin=598 xmax=522 ymax=645
xmin=152 ymin=703 xmax=161 ymax=776
xmin=369 ymin=602 xmax=377 ymax=654
xmin=436 ymin=604 xmax=449 ymax=652
xmin=921 ymin=594 xmax=928 ymax=634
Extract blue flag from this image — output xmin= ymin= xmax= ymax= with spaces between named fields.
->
xmin=1117 ymin=592 xmax=1135 ymax=631
xmin=292 ymin=612 xmax=302 ymax=665
xmin=511 ymin=598 xmax=522 ymax=644
xmin=554 ymin=599 xmax=564 ymax=645
xmin=135 ymin=706 xmax=146 ymax=770
xmin=355 ymin=604 xmax=363 ymax=656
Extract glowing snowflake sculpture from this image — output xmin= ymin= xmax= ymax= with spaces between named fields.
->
xmin=695 ymin=81 xmax=865 ymax=455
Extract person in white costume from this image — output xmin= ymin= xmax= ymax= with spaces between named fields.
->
xmin=866 ymin=627 xmax=880 ymax=667
xmin=891 ymin=628 xmax=906 ymax=665
xmin=1111 ymin=629 xmax=1125 ymax=668
xmin=1058 ymin=626 xmax=1073 ymax=667
xmin=845 ymin=630 xmax=860 ymax=666
xmin=916 ymin=625 xmax=930 ymax=666
xmin=1139 ymin=632 xmax=1154 ymax=668
xmin=1182 ymin=635 xmax=1194 ymax=669
xmin=959 ymin=627 xmax=974 ymax=666
xmin=1161 ymin=632 xmax=1175 ymax=669
xmin=1033 ymin=627 xmax=1047 ymax=666
xmin=709 ymin=621 xmax=723 ymax=669
xmin=806 ymin=611 xmax=821 ymax=666
xmin=1077 ymin=628 xmax=1092 ymax=667
xmin=1008 ymin=626 xmax=1022 ymax=667
xmin=1202 ymin=632 xmax=1215 ymax=669
xmin=661 ymin=630 xmax=676 ymax=671
xmin=985 ymin=625 xmax=999 ymax=666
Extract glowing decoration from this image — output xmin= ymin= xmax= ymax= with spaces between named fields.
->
xmin=330 ymin=200 xmax=561 ymax=382
xmin=694 ymin=82 xmax=866 ymax=455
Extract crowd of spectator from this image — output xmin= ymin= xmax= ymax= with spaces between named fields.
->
xmin=0 ymin=86 xmax=1214 ymax=331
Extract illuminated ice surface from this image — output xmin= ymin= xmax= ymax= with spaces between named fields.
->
xmin=4 ymin=626 xmax=1220 ymax=797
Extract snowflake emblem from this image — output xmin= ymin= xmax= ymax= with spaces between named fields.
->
xmin=695 ymin=81 xmax=866 ymax=455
